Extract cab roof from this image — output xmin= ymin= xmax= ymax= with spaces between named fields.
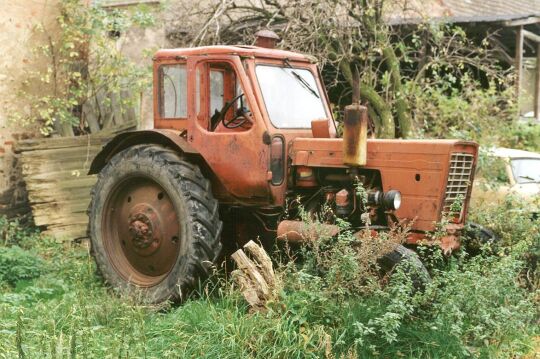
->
xmin=154 ymin=45 xmax=313 ymax=62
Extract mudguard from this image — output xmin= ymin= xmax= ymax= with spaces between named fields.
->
xmin=88 ymin=129 xmax=199 ymax=175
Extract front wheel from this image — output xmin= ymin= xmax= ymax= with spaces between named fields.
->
xmin=88 ymin=145 xmax=222 ymax=303
xmin=463 ymin=222 xmax=499 ymax=256
xmin=378 ymin=244 xmax=431 ymax=290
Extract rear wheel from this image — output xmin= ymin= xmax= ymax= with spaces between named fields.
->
xmin=88 ymin=145 xmax=222 ymax=303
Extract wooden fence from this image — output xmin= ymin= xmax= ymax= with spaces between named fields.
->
xmin=14 ymin=124 xmax=135 ymax=240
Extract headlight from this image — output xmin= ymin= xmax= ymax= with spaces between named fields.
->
xmin=383 ymin=190 xmax=402 ymax=210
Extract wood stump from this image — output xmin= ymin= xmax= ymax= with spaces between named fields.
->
xmin=231 ymin=240 xmax=277 ymax=310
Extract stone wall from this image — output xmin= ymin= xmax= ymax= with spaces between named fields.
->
xmin=112 ymin=4 xmax=169 ymax=129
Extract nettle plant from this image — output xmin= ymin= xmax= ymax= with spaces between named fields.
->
xmin=11 ymin=0 xmax=155 ymax=136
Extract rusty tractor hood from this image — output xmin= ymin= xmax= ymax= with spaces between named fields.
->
xmin=289 ymin=137 xmax=479 ymax=232
xmin=289 ymin=138 xmax=477 ymax=168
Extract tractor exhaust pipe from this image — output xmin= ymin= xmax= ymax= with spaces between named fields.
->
xmin=276 ymin=220 xmax=339 ymax=243
xmin=255 ymin=29 xmax=280 ymax=49
xmin=342 ymin=104 xmax=368 ymax=167
xmin=343 ymin=68 xmax=368 ymax=167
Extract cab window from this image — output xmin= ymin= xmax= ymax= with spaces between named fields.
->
xmin=159 ymin=64 xmax=187 ymax=118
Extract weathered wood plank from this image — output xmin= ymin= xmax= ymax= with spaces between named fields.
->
xmin=15 ymin=135 xmax=108 ymax=152
xmin=17 ymin=125 xmax=135 ymax=240
xmin=14 ymin=122 xmax=135 ymax=152
xmin=24 ymin=190 xmax=93 ymax=204
xmin=42 ymin=226 xmax=88 ymax=240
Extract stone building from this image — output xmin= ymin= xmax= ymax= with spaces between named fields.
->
xmin=0 ymin=0 xmax=62 ymax=216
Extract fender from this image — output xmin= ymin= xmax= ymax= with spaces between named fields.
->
xmin=88 ymin=129 xmax=199 ymax=175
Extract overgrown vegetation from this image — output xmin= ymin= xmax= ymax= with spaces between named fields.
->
xmin=0 ymin=199 xmax=537 ymax=358
xmin=10 ymin=0 xmax=156 ymax=136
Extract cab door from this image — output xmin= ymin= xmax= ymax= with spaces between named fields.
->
xmin=186 ymin=55 xmax=270 ymax=203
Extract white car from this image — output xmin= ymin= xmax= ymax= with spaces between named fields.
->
xmin=471 ymin=147 xmax=540 ymax=213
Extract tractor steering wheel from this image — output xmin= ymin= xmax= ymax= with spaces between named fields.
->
xmin=210 ymin=93 xmax=251 ymax=131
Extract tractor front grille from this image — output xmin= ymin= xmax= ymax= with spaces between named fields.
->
xmin=443 ymin=153 xmax=474 ymax=219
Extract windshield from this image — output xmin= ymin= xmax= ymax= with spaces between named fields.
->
xmin=255 ymin=65 xmax=327 ymax=128
xmin=511 ymin=158 xmax=540 ymax=183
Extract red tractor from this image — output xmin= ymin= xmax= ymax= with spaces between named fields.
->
xmin=88 ymin=35 xmax=478 ymax=303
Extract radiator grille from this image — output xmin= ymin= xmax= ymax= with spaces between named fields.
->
xmin=443 ymin=153 xmax=474 ymax=218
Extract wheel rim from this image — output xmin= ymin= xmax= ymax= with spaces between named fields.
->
xmin=102 ymin=176 xmax=181 ymax=287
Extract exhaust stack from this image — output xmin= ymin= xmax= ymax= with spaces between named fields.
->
xmin=342 ymin=104 xmax=368 ymax=166
xmin=255 ymin=29 xmax=280 ymax=49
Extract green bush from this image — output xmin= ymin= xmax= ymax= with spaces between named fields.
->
xmin=0 ymin=246 xmax=44 ymax=287
xmin=409 ymin=75 xmax=518 ymax=144
xmin=0 ymin=216 xmax=40 ymax=248
xmin=500 ymin=121 xmax=540 ymax=153
xmin=9 ymin=0 xmax=155 ymax=135
xmin=424 ymin=255 xmax=534 ymax=344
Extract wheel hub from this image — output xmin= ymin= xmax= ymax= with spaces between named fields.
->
xmin=128 ymin=207 xmax=160 ymax=254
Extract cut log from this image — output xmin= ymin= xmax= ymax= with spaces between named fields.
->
xmin=231 ymin=240 xmax=278 ymax=310
xmin=231 ymin=248 xmax=270 ymax=299
xmin=244 ymin=240 xmax=275 ymax=287
xmin=231 ymin=269 xmax=261 ymax=308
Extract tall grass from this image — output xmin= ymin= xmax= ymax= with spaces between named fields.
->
xmin=0 ymin=202 xmax=538 ymax=358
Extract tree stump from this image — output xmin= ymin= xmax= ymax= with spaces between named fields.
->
xmin=231 ymin=240 xmax=277 ymax=310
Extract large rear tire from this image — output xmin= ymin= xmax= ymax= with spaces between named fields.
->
xmin=88 ymin=144 xmax=222 ymax=303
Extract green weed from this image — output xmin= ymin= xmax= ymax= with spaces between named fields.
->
xmin=0 ymin=210 xmax=537 ymax=358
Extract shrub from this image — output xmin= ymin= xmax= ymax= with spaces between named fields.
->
xmin=9 ymin=0 xmax=155 ymax=135
xmin=500 ymin=121 xmax=540 ymax=153
xmin=409 ymin=75 xmax=517 ymax=144
xmin=0 ymin=246 xmax=44 ymax=287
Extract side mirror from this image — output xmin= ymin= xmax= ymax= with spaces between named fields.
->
xmin=342 ymin=104 xmax=368 ymax=167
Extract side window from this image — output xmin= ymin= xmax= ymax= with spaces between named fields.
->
xmin=159 ymin=65 xmax=187 ymax=118
xmin=209 ymin=70 xmax=225 ymax=116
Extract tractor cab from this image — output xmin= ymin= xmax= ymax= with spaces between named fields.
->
xmin=153 ymin=45 xmax=334 ymax=136
xmin=151 ymin=44 xmax=338 ymax=205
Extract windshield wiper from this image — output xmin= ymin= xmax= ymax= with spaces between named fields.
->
xmin=283 ymin=59 xmax=320 ymax=99
xmin=518 ymin=175 xmax=538 ymax=183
